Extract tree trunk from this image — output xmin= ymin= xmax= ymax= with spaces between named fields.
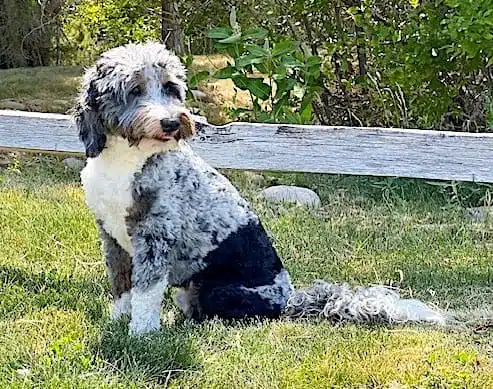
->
xmin=55 ymin=14 xmax=61 ymax=65
xmin=161 ymin=1 xmax=185 ymax=55
xmin=355 ymin=25 xmax=367 ymax=77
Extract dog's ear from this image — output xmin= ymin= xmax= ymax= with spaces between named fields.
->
xmin=74 ymin=80 xmax=106 ymax=158
xmin=178 ymin=112 xmax=196 ymax=140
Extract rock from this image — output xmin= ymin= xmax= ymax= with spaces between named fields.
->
xmin=259 ymin=185 xmax=321 ymax=208
xmin=16 ymin=367 xmax=30 ymax=378
xmin=0 ymin=155 xmax=11 ymax=167
xmin=464 ymin=206 xmax=493 ymax=222
xmin=0 ymin=99 xmax=27 ymax=111
xmin=63 ymin=157 xmax=85 ymax=170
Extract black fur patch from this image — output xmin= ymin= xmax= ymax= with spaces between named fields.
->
xmin=193 ymin=219 xmax=283 ymax=286
xmin=195 ymin=284 xmax=283 ymax=320
xmin=187 ymin=220 xmax=285 ymax=319
xmin=75 ymin=79 xmax=106 ymax=158
xmin=125 ymin=183 xmax=158 ymax=236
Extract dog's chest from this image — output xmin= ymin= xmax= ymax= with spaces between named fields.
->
xmin=80 ymin=136 xmax=179 ymax=255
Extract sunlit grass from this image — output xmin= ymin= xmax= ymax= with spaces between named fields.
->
xmin=1 ymin=155 xmax=492 ymax=387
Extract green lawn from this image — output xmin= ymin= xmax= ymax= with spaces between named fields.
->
xmin=1 ymin=154 xmax=493 ymax=388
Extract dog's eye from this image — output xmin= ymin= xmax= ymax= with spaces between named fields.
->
xmin=130 ymin=86 xmax=142 ymax=96
xmin=162 ymin=82 xmax=182 ymax=100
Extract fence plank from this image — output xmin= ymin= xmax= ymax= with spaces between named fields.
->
xmin=1 ymin=109 xmax=493 ymax=182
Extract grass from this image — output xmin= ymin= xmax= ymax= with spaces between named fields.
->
xmin=1 ymin=153 xmax=493 ymax=388
xmin=0 ymin=56 xmax=250 ymax=123
xmin=0 ymin=66 xmax=83 ymax=113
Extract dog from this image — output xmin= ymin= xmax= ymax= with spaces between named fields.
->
xmin=75 ymin=42 xmax=447 ymax=336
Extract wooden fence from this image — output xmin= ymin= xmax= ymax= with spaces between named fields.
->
xmin=1 ymin=109 xmax=492 ymax=183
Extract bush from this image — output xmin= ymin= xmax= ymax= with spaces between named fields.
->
xmin=203 ymin=8 xmax=323 ymax=124
xmin=199 ymin=1 xmax=493 ymax=130
xmin=62 ymin=0 xmax=160 ymax=65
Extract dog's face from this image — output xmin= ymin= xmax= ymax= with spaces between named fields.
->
xmin=75 ymin=42 xmax=195 ymax=157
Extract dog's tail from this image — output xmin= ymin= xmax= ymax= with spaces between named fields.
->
xmin=283 ymin=280 xmax=448 ymax=325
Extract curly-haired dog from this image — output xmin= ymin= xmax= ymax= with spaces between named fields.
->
xmin=75 ymin=42 xmax=447 ymax=336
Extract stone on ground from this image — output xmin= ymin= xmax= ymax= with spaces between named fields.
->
xmin=259 ymin=185 xmax=321 ymax=208
xmin=464 ymin=206 xmax=493 ymax=222
xmin=0 ymin=100 xmax=27 ymax=111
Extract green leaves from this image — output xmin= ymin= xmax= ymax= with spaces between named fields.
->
xmin=272 ymin=40 xmax=299 ymax=57
xmin=236 ymin=54 xmax=264 ymax=68
xmin=214 ymin=66 xmax=235 ymax=79
xmin=281 ymin=55 xmax=303 ymax=68
xmin=304 ymin=56 xmax=322 ymax=79
xmin=247 ymin=79 xmax=271 ymax=100
xmin=207 ymin=27 xmax=233 ymax=39
xmin=245 ymin=44 xmax=270 ymax=58
xmin=243 ymin=27 xmax=268 ymax=40
xmin=275 ymin=78 xmax=296 ymax=99
xmin=232 ymin=73 xmax=249 ymax=90
xmin=206 ymin=10 xmax=317 ymax=125
xmin=232 ymin=74 xmax=271 ymax=100
xmin=218 ymin=33 xmax=242 ymax=44
xmin=188 ymin=70 xmax=210 ymax=89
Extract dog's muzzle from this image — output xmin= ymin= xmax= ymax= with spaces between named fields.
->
xmin=154 ymin=112 xmax=195 ymax=141
xmin=160 ymin=118 xmax=181 ymax=133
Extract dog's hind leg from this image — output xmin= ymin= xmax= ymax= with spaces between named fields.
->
xmin=175 ymin=282 xmax=201 ymax=319
xmin=197 ymin=283 xmax=283 ymax=320
xmin=128 ymin=231 xmax=170 ymax=335
xmin=196 ymin=270 xmax=294 ymax=320
xmin=98 ymin=222 xmax=132 ymax=320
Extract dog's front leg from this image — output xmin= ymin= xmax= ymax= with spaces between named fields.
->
xmin=128 ymin=231 xmax=170 ymax=336
xmin=97 ymin=223 xmax=132 ymax=320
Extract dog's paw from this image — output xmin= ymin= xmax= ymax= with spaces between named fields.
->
xmin=128 ymin=316 xmax=161 ymax=336
xmin=110 ymin=292 xmax=132 ymax=320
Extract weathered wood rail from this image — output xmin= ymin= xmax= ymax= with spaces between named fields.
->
xmin=1 ymin=109 xmax=493 ymax=183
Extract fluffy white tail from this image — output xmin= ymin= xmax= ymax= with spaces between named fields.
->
xmin=283 ymin=280 xmax=447 ymax=325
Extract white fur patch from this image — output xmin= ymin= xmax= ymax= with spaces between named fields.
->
xmin=240 ymin=269 xmax=294 ymax=306
xmin=111 ymin=291 xmax=131 ymax=320
xmin=129 ymin=278 xmax=168 ymax=335
xmin=80 ymin=136 xmax=181 ymax=255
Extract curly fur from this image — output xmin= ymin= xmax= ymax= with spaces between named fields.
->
xmin=284 ymin=280 xmax=446 ymax=324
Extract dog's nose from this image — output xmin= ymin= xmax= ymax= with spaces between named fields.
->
xmin=160 ymin=118 xmax=181 ymax=133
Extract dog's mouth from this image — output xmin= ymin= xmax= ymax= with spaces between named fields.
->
xmin=154 ymin=130 xmax=179 ymax=141
xmin=156 ymin=112 xmax=195 ymax=142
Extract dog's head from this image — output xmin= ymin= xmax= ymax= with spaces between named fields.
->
xmin=74 ymin=42 xmax=195 ymax=158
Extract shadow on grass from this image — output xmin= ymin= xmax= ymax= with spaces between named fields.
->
xmin=94 ymin=318 xmax=202 ymax=384
xmin=2 ymin=264 xmax=203 ymax=384
xmin=0 ymin=265 xmax=106 ymax=323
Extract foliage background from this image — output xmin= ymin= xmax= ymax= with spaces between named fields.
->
xmin=0 ymin=0 xmax=492 ymax=131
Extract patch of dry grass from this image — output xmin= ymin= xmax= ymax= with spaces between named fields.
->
xmin=0 ymin=66 xmax=83 ymax=113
